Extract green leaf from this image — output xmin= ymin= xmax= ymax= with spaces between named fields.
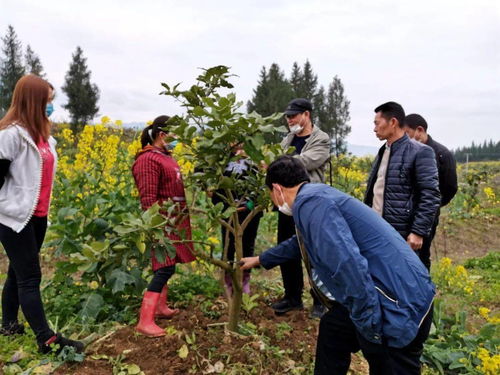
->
xmin=479 ymin=323 xmax=499 ymax=339
xmin=80 ymin=293 xmax=104 ymax=320
xmin=218 ymin=176 xmax=234 ymax=189
xmin=57 ymin=207 xmax=78 ymax=222
xmin=125 ymin=364 xmax=142 ymax=374
xmin=114 ymin=225 xmax=138 ymax=235
xmin=178 ymin=344 xmax=189 ymax=359
xmin=192 ymin=106 xmax=206 ymax=117
xmin=107 ymin=269 xmax=135 ymax=294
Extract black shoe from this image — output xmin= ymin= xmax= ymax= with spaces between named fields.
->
xmin=0 ymin=322 xmax=25 ymax=336
xmin=270 ymin=297 xmax=286 ymax=310
xmin=309 ymin=303 xmax=327 ymax=319
xmin=272 ymin=298 xmax=303 ymax=315
xmin=38 ymin=333 xmax=84 ymax=354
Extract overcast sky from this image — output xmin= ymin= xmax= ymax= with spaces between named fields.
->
xmin=1 ymin=0 xmax=499 ymax=148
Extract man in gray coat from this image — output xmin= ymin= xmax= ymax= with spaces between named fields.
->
xmin=272 ymin=98 xmax=331 ymax=317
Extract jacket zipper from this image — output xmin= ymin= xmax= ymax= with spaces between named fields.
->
xmin=375 ymin=286 xmax=399 ymax=307
xmin=381 ymin=145 xmax=391 ymax=218
xmin=19 ymin=131 xmax=43 ymax=229
xmin=419 ymin=297 xmax=434 ymax=327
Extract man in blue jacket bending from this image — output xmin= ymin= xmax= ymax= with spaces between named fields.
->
xmin=240 ymin=155 xmax=435 ymax=375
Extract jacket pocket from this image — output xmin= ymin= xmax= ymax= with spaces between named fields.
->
xmin=375 ymin=286 xmax=412 ymax=345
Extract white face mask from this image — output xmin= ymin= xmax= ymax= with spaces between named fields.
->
xmin=289 ymin=124 xmax=303 ymax=135
xmin=275 ymin=186 xmax=293 ymax=216
xmin=278 ymin=202 xmax=293 ymax=216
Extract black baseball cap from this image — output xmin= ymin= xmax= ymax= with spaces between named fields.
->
xmin=284 ymin=98 xmax=313 ymax=116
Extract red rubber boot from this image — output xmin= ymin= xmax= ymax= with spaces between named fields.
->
xmin=136 ymin=291 xmax=166 ymax=337
xmin=155 ymin=286 xmax=179 ymax=319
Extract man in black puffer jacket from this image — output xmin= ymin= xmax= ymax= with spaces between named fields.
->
xmin=364 ymin=102 xmax=441 ymax=256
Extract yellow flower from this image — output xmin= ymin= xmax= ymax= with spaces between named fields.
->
xmin=207 ymin=236 xmax=220 ymax=245
xmin=483 ymin=187 xmax=496 ymax=200
xmin=128 ymin=138 xmax=142 ymax=156
xmin=479 ymin=307 xmax=491 ymax=320
xmin=89 ymin=281 xmax=99 ymax=290
xmin=434 ymin=257 xmax=475 ymax=295
xmin=101 ymin=116 xmax=110 ymax=124
xmin=475 ymin=348 xmax=500 ymax=375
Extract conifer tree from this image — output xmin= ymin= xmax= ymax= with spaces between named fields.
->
xmin=313 ymin=85 xmax=328 ymax=129
xmin=324 ymin=76 xmax=351 ymax=156
xmin=62 ymin=46 xmax=99 ymax=132
xmin=290 ymin=62 xmax=303 ymax=96
xmin=25 ymin=45 xmax=44 ymax=77
xmin=247 ymin=63 xmax=294 ymax=142
xmin=301 ymin=60 xmax=318 ymax=100
xmin=0 ymin=25 xmax=25 ymax=115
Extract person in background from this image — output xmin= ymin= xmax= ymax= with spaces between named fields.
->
xmin=240 ymin=156 xmax=435 ymax=375
xmin=274 ymin=98 xmax=331 ymax=318
xmin=211 ymin=143 xmax=263 ymax=296
xmin=364 ymin=102 xmax=441 ymax=258
xmin=132 ymin=115 xmax=196 ymax=337
xmin=403 ymin=113 xmax=458 ymax=269
xmin=0 ymin=75 xmax=84 ymax=354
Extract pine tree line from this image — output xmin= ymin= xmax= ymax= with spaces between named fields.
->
xmin=247 ymin=60 xmax=351 ymax=155
xmin=0 ymin=25 xmax=99 ymax=131
xmin=453 ymin=139 xmax=500 ymax=162
xmin=0 ymin=25 xmax=45 ymax=116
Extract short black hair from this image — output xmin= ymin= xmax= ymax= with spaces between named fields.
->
xmin=140 ymin=115 xmax=170 ymax=148
xmin=374 ymin=101 xmax=405 ymax=128
xmin=404 ymin=113 xmax=428 ymax=131
xmin=265 ymin=155 xmax=311 ymax=189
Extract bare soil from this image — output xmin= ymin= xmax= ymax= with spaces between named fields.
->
xmin=55 ymin=297 xmax=368 ymax=375
xmin=432 ymin=214 xmax=499 ymax=263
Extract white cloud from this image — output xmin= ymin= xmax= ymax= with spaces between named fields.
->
xmin=1 ymin=0 xmax=499 ymax=148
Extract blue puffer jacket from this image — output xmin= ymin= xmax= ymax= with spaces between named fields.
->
xmin=364 ymin=134 xmax=441 ymax=238
xmin=260 ymin=184 xmax=435 ymax=348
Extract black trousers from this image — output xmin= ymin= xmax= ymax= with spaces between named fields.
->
xmin=221 ymin=210 xmax=262 ymax=263
xmin=417 ymin=215 xmax=439 ymax=271
xmin=147 ymin=265 xmax=176 ymax=293
xmin=277 ymin=212 xmax=304 ymax=303
xmin=315 ymin=302 xmax=433 ymax=375
xmin=0 ymin=216 xmax=54 ymax=344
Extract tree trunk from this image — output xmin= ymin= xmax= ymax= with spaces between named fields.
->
xmin=226 ymin=212 xmax=244 ymax=332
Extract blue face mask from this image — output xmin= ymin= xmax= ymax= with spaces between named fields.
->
xmin=168 ymin=140 xmax=178 ymax=150
xmin=46 ymin=103 xmax=54 ymax=117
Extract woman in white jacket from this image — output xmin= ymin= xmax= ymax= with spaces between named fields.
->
xmin=0 ymin=75 xmax=83 ymax=354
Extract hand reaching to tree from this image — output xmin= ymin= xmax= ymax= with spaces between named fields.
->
xmin=240 ymin=256 xmax=260 ymax=270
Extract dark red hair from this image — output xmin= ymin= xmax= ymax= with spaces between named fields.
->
xmin=0 ymin=74 xmax=51 ymax=142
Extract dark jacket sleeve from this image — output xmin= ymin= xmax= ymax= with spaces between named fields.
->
xmin=259 ymin=235 xmax=301 ymax=269
xmin=0 ymin=159 xmax=11 ymax=190
xmin=438 ymin=150 xmax=458 ymax=206
xmin=411 ymin=146 xmax=441 ymax=237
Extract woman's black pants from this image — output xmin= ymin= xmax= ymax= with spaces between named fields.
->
xmin=0 ymin=216 xmax=55 ymax=344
